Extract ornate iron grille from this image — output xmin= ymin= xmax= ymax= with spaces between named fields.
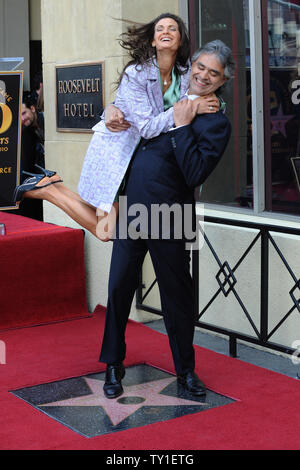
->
xmin=136 ymin=216 xmax=300 ymax=358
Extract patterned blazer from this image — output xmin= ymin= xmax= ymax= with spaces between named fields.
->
xmin=77 ymin=58 xmax=190 ymax=212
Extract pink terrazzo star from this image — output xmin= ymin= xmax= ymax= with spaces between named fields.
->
xmin=271 ymin=104 xmax=294 ymax=138
xmin=40 ymin=376 xmax=207 ymax=426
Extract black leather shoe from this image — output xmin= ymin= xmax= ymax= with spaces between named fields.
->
xmin=103 ymin=363 xmax=125 ymax=399
xmin=177 ymin=371 xmax=206 ymax=396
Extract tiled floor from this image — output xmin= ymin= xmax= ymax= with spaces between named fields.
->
xmin=146 ymin=319 xmax=300 ymax=380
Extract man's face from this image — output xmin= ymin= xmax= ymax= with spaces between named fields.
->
xmin=189 ymin=53 xmax=227 ymax=96
xmin=21 ymin=104 xmax=36 ymax=127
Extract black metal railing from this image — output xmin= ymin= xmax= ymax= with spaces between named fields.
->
xmin=136 ymin=216 xmax=300 ymax=358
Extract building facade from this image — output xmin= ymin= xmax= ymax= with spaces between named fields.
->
xmin=1 ymin=0 xmax=300 ymax=354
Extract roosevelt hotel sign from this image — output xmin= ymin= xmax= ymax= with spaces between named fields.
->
xmin=55 ymin=62 xmax=104 ymax=132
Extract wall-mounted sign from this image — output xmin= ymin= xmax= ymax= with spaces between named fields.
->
xmin=55 ymin=62 xmax=104 ymax=132
xmin=0 ymin=71 xmax=23 ymax=209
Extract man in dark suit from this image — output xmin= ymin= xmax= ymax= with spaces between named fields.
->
xmin=100 ymin=40 xmax=235 ymax=399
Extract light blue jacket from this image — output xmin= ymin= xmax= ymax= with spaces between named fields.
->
xmin=77 ymin=58 xmax=190 ymax=212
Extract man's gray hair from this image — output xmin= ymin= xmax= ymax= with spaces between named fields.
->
xmin=192 ymin=40 xmax=236 ymax=86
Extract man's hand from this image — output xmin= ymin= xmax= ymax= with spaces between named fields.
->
xmin=193 ymin=94 xmax=220 ymax=114
xmin=173 ymin=100 xmax=197 ymax=127
xmin=105 ymin=104 xmax=131 ymax=132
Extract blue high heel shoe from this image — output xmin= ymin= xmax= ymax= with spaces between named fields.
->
xmin=13 ymin=174 xmax=62 ymax=204
xmin=34 ymin=164 xmax=57 ymax=178
xmin=22 ymin=165 xmax=57 ymax=179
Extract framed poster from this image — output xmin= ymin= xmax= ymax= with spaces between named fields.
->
xmin=0 ymin=71 xmax=23 ymax=209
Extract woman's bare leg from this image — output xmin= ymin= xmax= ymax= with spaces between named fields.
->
xmin=96 ymin=203 xmax=119 ymax=242
xmin=49 ymin=175 xmax=84 ymax=202
xmin=23 ymin=182 xmax=118 ymax=241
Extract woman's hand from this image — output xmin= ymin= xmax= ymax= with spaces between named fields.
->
xmin=105 ymin=104 xmax=131 ymax=132
xmin=193 ymin=94 xmax=220 ymax=114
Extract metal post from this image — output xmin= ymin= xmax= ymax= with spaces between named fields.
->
xmin=260 ymin=228 xmax=269 ymax=342
xmin=229 ymin=335 xmax=237 ymax=358
xmin=192 ymin=249 xmax=200 ymax=322
xmin=249 ymin=0 xmax=265 ymax=214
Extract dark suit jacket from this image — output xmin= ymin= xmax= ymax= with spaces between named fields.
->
xmin=121 ymin=111 xmax=231 ymax=239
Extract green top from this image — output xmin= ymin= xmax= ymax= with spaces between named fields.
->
xmin=159 ymin=67 xmax=181 ymax=110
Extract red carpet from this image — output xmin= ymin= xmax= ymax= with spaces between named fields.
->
xmin=0 ymin=305 xmax=299 ymax=450
xmin=0 ymin=214 xmax=89 ymax=330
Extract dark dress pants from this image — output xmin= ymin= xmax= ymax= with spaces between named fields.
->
xmin=99 ymin=236 xmax=196 ymax=376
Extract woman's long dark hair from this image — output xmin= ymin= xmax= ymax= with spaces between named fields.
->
xmin=116 ymin=13 xmax=190 ymax=87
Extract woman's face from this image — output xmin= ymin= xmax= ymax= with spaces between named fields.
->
xmin=152 ymin=17 xmax=181 ymax=53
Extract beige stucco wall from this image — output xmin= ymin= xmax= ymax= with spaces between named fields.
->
xmin=0 ymin=0 xmax=30 ymax=89
xmin=29 ymin=0 xmax=42 ymax=41
xmin=41 ymin=0 xmax=179 ymax=317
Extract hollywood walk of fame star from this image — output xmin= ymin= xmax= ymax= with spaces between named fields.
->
xmin=271 ymin=104 xmax=294 ymax=138
xmin=40 ymin=376 xmax=208 ymax=426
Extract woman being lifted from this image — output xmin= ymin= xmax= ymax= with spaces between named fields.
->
xmin=14 ymin=13 xmax=219 ymax=240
